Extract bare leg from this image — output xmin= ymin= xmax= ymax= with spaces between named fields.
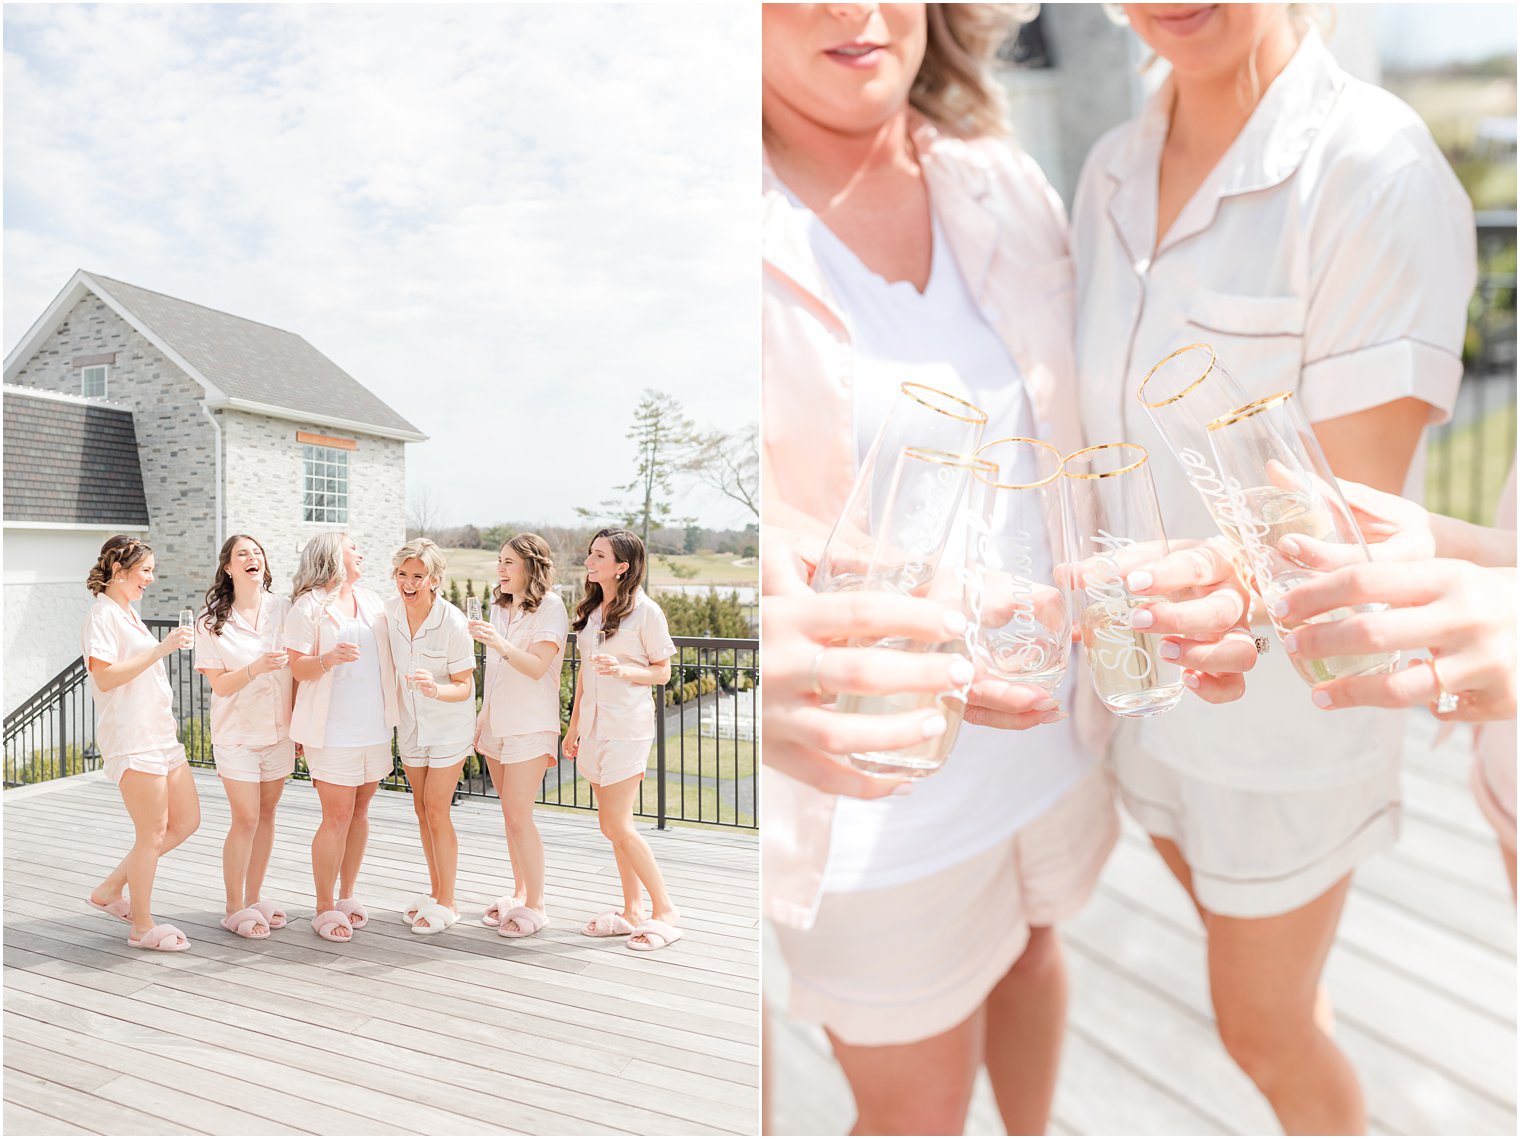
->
xmin=94 ymin=764 xmax=200 ymax=902
xmin=1503 ymin=845 xmax=1517 ymax=900
xmin=595 ymin=776 xmax=675 ymax=938
xmin=339 ymin=781 xmax=379 ymax=901
xmin=828 ymin=1007 xmax=983 ymax=1136
xmin=416 ymin=760 xmax=466 ymax=924
xmin=486 ymin=758 xmax=528 ymax=903
xmin=312 ymin=781 xmax=356 ymax=920
xmin=220 ymin=777 xmax=261 ymax=914
xmin=495 ymin=757 xmax=551 ymax=924
xmin=404 ymin=764 xmax=440 ymax=898
xmin=1150 ymin=836 xmax=1364 ymax=1134
xmin=983 ymin=926 xmax=1068 ymax=1135
xmin=111 ymin=771 xmax=170 ymax=940
xmin=245 ymin=779 xmax=284 ymax=905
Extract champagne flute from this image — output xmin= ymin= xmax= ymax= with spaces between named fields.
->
xmin=1136 ymin=343 xmax=1254 ymax=542
xmin=466 ymin=595 xmax=483 ymax=623
xmin=1206 ymin=390 xmax=1400 ymax=685
xmin=1062 ymin=443 xmax=1184 ymax=717
xmin=813 ymin=383 xmax=988 ymax=595
xmin=967 ymin=437 xmax=1072 ymax=691
xmin=177 ymin=608 xmax=194 ymax=651
xmin=820 ymin=446 xmax=995 ymax=778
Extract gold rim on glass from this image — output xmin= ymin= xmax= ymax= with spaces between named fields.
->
xmin=900 ymin=446 xmax=998 ymax=473
xmin=900 ymin=382 xmax=988 ymax=425
xmin=1137 ymin=343 xmax=1217 ymax=409
xmin=1062 ymin=442 xmax=1149 ymax=480
xmin=1207 ymin=390 xmax=1296 ymax=433
xmin=973 ymin=437 xmax=1065 ymax=489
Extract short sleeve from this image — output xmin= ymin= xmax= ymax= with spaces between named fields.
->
xmin=194 ymin=616 xmax=224 ymax=672
xmin=83 ymin=606 xmax=119 ymax=665
xmin=639 ymin=603 xmax=676 ymax=663
xmin=1300 ymin=161 xmax=1477 ymax=425
xmin=446 ymin=608 xmax=476 ymax=676
xmin=534 ymin=596 xmax=569 ymax=649
xmin=284 ymin=596 xmax=317 ymax=655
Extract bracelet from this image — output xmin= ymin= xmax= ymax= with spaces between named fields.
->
xmin=318 ymin=652 xmax=330 ymax=673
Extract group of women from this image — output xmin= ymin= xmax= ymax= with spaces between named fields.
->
xmin=761 ymin=4 xmax=1513 ymax=1136
xmin=81 ymin=526 xmax=685 ymax=956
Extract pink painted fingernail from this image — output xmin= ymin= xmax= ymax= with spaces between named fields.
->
xmin=949 ymin=657 xmax=975 ymax=685
xmin=942 ymin=610 xmax=967 ymax=634
xmin=921 ymin=714 xmax=948 ymax=739
xmin=1040 ymin=710 xmax=1067 ymax=724
xmin=1312 ymin=690 xmax=1333 ymax=708
xmin=1129 ymin=608 xmax=1154 ymax=630
xmin=1127 ymin=570 xmax=1153 ymax=592
xmin=891 ymin=782 xmax=915 ymax=797
xmin=1182 ymin=672 xmax=1200 ymax=690
xmin=1270 ymin=599 xmax=1289 ymax=618
xmin=1033 ymin=696 xmax=1059 ymax=712
xmin=1282 ymin=632 xmax=1298 ymax=654
xmin=1158 ymin=640 xmax=1180 ymax=660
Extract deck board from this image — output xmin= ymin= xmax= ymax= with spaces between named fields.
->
xmin=4 ymin=772 xmax=758 ymax=1136
xmin=765 ymin=712 xmax=1517 ymax=1135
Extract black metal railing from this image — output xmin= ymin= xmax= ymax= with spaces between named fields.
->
xmin=1426 ymin=211 xmax=1517 ymax=523
xmin=4 ymin=625 xmax=758 ymax=831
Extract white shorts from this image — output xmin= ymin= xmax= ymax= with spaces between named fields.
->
xmin=773 ymin=766 xmax=1117 ymax=1047
xmin=213 ymin=740 xmax=295 ymax=783
xmin=1114 ymin=745 xmax=1401 ymax=918
xmin=104 ymin=744 xmax=189 ymax=785
xmin=479 ymin=730 xmax=559 ymax=766
xmin=304 ymin=742 xmax=393 ymax=787
xmin=397 ymin=726 xmax=471 ymax=769
xmin=577 ymin=737 xmax=651 ymax=786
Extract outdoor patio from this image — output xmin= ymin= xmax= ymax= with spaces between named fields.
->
xmin=3 ymin=772 xmax=759 ymax=1136
xmin=765 ymin=710 xmax=1517 ymax=1136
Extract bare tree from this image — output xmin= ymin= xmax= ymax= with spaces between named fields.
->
xmin=407 ymin=484 xmax=445 ymax=539
xmin=578 ymin=389 xmax=696 ymax=548
xmin=682 ymin=423 xmax=759 ymax=519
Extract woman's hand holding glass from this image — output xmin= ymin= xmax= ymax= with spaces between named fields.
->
xmin=468 ymin=619 xmax=507 ymax=655
xmin=251 ymin=650 xmax=289 ymax=676
xmin=1274 ymin=560 xmax=1516 ymax=721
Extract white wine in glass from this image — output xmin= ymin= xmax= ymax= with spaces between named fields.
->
xmin=177 ymin=608 xmax=194 ymax=650
xmin=1080 ymin=599 xmax=1184 ymax=716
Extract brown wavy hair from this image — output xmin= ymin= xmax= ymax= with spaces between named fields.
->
xmin=202 ymin=534 xmax=273 ymax=636
xmin=493 ymin=533 xmax=554 ymax=614
xmin=86 ymin=535 xmax=153 ymax=595
xmin=571 ymin=528 xmax=645 ymax=641
xmin=911 ymin=4 xmax=1028 ymax=138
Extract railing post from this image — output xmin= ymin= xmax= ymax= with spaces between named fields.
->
xmin=655 ymin=676 xmax=668 ymax=830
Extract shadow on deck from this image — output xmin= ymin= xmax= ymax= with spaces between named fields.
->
xmin=4 ymin=772 xmax=759 ymax=1136
xmin=765 ymin=711 xmax=1516 ymax=1136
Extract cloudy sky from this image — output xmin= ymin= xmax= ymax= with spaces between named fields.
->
xmin=4 ymin=3 xmax=758 ymax=529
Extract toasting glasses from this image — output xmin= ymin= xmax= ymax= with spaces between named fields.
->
xmin=1206 ymin=391 xmax=1400 ymax=685
xmin=818 ymin=446 xmax=995 ymax=778
xmin=1062 ymin=443 xmax=1184 ymax=718
xmin=177 ymin=608 xmax=195 ymax=650
xmin=466 ymin=596 xmax=483 ymax=623
xmin=813 ymin=383 xmax=987 ymax=595
xmin=966 ymin=437 xmax=1072 ymax=691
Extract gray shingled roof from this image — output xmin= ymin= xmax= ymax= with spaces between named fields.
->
xmin=86 ymin=273 xmax=423 ymax=439
xmin=3 ymin=392 xmax=150 ymax=526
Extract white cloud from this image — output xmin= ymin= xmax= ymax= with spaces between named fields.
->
xmin=4 ymin=3 xmax=760 ymax=529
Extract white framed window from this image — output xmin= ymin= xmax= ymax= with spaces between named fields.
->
xmin=80 ymin=364 xmax=108 ymax=398
xmin=302 ymin=444 xmax=349 ymax=523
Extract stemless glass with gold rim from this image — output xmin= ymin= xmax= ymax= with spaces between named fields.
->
xmin=1207 ymin=390 xmax=1400 ymax=686
xmin=813 ymin=383 xmax=987 ymax=595
xmin=1061 ymin=443 xmax=1184 ymax=718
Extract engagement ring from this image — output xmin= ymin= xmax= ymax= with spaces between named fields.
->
xmin=1428 ymin=657 xmax=1460 ymax=715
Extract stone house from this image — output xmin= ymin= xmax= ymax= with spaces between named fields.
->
xmin=3 ymin=269 xmax=424 ymax=713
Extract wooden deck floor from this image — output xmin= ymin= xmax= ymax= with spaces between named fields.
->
xmin=765 ymin=712 xmax=1517 ymax=1136
xmin=3 ymin=771 xmax=759 ymax=1136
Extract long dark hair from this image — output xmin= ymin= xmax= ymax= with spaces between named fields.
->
xmin=571 ymin=528 xmax=645 ymax=641
xmin=87 ymin=535 xmax=152 ymax=595
xmin=203 ymin=534 xmax=273 ymax=636
xmin=493 ymin=533 xmax=554 ymax=614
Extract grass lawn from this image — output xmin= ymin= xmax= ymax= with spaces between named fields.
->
xmin=1426 ymin=399 xmax=1516 ymax=523
xmin=436 ymin=548 xmax=756 ymax=596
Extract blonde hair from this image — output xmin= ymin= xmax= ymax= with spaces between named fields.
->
xmin=87 ymin=535 xmax=152 ymax=595
xmin=391 ymin=537 xmax=447 ymax=593
xmin=911 ymin=4 xmax=1033 ymax=138
xmin=290 ymin=532 xmax=347 ymax=603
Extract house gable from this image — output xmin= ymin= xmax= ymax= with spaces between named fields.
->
xmin=2 ymin=387 xmax=150 ymax=527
